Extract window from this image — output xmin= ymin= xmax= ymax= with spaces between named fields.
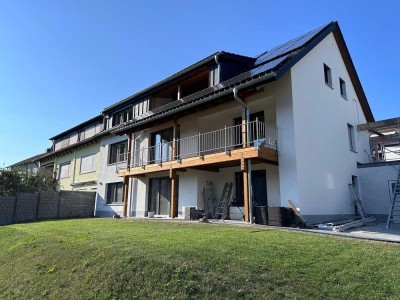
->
xmin=58 ymin=162 xmax=71 ymax=179
xmin=106 ymin=182 xmax=124 ymax=204
xmin=80 ymin=153 xmax=97 ymax=174
xmin=340 ymin=78 xmax=347 ymax=99
xmin=348 ymin=124 xmax=356 ymax=152
xmin=112 ymin=107 xmax=133 ymax=127
xmin=324 ymin=64 xmax=332 ymax=87
xmin=108 ymin=141 xmax=128 ymax=164
xmin=150 ymin=128 xmax=173 ymax=163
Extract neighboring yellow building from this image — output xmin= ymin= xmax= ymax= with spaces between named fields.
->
xmin=54 ymin=142 xmax=100 ymax=191
xmin=39 ymin=115 xmax=106 ymax=192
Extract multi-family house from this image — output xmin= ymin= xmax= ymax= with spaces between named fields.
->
xmin=12 ymin=20 xmax=398 ymax=225
xmin=39 ymin=115 xmax=105 ymax=192
xmin=100 ymin=21 xmax=374 ymax=224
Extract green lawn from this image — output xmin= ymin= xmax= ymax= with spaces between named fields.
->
xmin=0 ymin=219 xmax=399 ymax=299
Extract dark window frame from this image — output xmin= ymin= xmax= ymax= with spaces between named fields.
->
xmin=339 ymin=77 xmax=347 ymax=99
xmin=347 ymin=123 xmax=356 ymax=152
xmin=108 ymin=141 xmax=128 ymax=164
xmin=324 ymin=64 xmax=332 ymax=88
xmin=106 ymin=182 xmax=124 ymax=204
xmin=112 ymin=107 xmax=133 ymax=127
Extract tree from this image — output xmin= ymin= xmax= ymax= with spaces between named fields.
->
xmin=0 ymin=168 xmax=58 ymax=196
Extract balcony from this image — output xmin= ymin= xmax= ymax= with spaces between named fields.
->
xmin=118 ymin=121 xmax=278 ymax=177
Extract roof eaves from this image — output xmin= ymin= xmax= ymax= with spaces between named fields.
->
xmin=111 ymin=69 xmax=279 ymax=135
xmin=41 ymin=130 xmax=110 ymax=160
xmin=49 ymin=115 xmax=103 ymax=140
xmin=331 ymin=23 xmax=374 ymax=122
xmin=8 ymin=153 xmax=47 ymax=168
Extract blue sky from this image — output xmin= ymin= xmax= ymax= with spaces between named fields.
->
xmin=0 ymin=0 xmax=399 ymax=166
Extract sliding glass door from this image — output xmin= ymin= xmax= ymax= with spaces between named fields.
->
xmin=148 ymin=177 xmax=171 ymax=215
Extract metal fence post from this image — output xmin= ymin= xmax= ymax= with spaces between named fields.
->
xmin=57 ymin=191 xmax=61 ymax=219
xmin=12 ymin=193 xmax=19 ymax=224
xmin=35 ymin=192 xmax=41 ymax=220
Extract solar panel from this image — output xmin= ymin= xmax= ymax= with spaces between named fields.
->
xmin=254 ymin=23 xmax=329 ymax=66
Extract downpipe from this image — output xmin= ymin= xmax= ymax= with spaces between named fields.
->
xmin=233 ymin=87 xmax=253 ymax=224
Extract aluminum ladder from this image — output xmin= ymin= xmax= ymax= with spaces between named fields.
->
xmin=386 ymin=166 xmax=400 ymax=229
xmin=203 ymin=181 xmax=216 ymax=217
xmin=214 ymin=182 xmax=233 ymax=220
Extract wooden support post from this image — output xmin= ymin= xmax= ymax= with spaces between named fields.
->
xmin=127 ymin=134 xmax=132 ymax=171
xmin=122 ymin=176 xmax=129 ymax=218
xmin=123 ymin=134 xmax=133 ymax=217
xmin=170 ymin=170 xmax=178 ymax=218
xmin=172 ymin=120 xmax=180 ymax=160
xmin=242 ymin=118 xmax=247 ymax=148
xmin=241 ymin=98 xmax=247 ymax=148
xmin=242 ymin=159 xmax=249 ymax=222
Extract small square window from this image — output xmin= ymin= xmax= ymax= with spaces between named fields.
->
xmin=340 ymin=78 xmax=347 ymax=99
xmin=324 ymin=64 xmax=332 ymax=87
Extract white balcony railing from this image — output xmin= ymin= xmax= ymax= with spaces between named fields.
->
xmin=124 ymin=121 xmax=277 ymax=169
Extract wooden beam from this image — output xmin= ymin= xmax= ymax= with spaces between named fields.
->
xmin=119 ymin=147 xmax=278 ymax=177
xmin=242 ymin=160 xmax=249 ymax=222
xmin=370 ymin=129 xmax=385 ymax=137
xmin=170 ymin=170 xmax=178 ymax=218
xmin=189 ymin=165 xmax=220 ymax=172
xmin=358 ymin=117 xmax=400 ymax=132
xmin=119 ymin=147 xmax=278 ymax=176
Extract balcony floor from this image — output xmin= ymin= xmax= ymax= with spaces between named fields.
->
xmin=119 ymin=146 xmax=278 ymax=177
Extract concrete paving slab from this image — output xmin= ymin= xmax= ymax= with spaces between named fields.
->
xmin=305 ymin=223 xmax=400 ymax=243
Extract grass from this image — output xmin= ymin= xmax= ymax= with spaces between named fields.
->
xmin=0 ymin=219 xmax=399 ymax=299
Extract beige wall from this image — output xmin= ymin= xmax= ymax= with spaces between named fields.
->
xmin=54 ymin=142 xmax=100 ymax=191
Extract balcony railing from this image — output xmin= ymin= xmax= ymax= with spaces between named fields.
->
xmin=125 ymin=121 xmax=277 ymax=169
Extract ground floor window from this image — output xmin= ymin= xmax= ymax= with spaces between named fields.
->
xmin=106 ymin=182 xmax=124 ymax=204
xmin=148 ymin=177 xmax=171 ymax=215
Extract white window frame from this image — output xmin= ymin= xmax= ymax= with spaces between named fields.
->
xmin=58 ymin=162 xmax=71 ymax=179
xmin=80 ymin=153 xmax=97 ymax=174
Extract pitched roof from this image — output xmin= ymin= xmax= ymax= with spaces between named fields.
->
xmin=102 ymin=51 xmax=254 ymax=114
xmin=9 ymin=153 xmax=47 ymax=168
xmin=112 ymin=21 xmax=373 ymax=135
xmin=49 ymin=115 xmax=103 ymax=141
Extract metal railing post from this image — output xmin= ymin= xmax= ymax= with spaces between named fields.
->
xmin=159 ymin=143 xmax=163 ymax=165
xmin=255 ymin=118 xmax=259 ymax=149
xmin=141 ymin=148 xmax=144 ymax=167
xmin=224 ymin=125 xmax=227 ymax=154
xmin=198 ymin=132 xmax=201 ymax=157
